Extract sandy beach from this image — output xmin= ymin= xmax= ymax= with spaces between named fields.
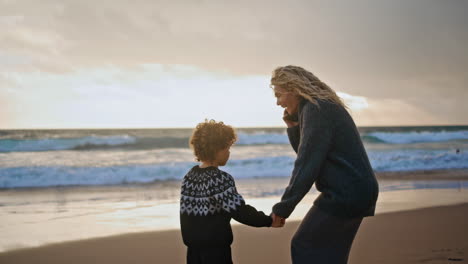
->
xmin=0 ymin=169 xmax=467 ymax=263
xmin=0 ymin=203 xmax=466 ymax=264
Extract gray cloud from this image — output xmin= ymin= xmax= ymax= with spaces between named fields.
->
xmin=1 ymin=0 xmax=467 ymax=125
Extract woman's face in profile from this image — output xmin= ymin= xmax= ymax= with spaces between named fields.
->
xmin=274 ymin=86 xmax=301 ymax=115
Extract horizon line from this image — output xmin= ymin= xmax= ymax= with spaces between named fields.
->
xmin=1 ymin=124 xmax=468 ymax=130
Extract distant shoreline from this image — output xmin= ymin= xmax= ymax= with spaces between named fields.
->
xmin=375 ymin=168 xmax=468 ymax=180
xmin=1 ymin=124 xmax=468 ymax=130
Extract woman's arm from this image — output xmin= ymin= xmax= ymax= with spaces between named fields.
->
xmin=287 ymin=125 xmax=300 ymax=153
xmin=273 ymin=101 xmax=334 ymax=218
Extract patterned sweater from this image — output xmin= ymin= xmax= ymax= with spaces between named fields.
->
xmin=180 ymin=165 xmax=272 ymax=248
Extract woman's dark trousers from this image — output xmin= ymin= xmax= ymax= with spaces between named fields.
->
xmin=291 ymin=206 xmax=363 ymax=264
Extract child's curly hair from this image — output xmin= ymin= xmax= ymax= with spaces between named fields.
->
xmin=189 ymin=119 xmax=237 ymax=162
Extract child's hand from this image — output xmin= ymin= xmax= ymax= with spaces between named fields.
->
xmin=270 ymin=213 xmax=286 ymax=228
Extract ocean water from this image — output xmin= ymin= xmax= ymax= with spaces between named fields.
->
xmin=0 ymin=126 xmax=467 ymax=189
xmin=1 ymin=126 xmax=468 ymax=252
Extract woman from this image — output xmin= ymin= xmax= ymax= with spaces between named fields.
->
xmin=270 ymin=65 xmax=379 ymax=264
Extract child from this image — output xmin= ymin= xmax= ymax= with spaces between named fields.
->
xmin=180 ymin=119 xmax=280 ymax=264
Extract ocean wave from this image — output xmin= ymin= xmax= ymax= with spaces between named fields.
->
xmin=0 ymin=164 xmax=192 ymax=188
xmin=236 ymin=130 xmax=468 ymax=145
xmin=1 ymin=150 xmax=467 ymax=189
xmin=0 ymin=135 xmax=137 ymax=152
xmin=3 ymin=129 xmax=466 ymax=153
xmin=365 ymin=131 xmax=468 ymax=144
xmin=0 ymin=156 xmax=295 ymax=188
xmin=369 ymin=149 xmax=468 ymax=171
xmin=361 ymin=135 xmax=387 ymax=144
xmin=0 ymin=132 xmax=291 ymax=153
xmin=236 ymin=132 xmax=289 ymax=145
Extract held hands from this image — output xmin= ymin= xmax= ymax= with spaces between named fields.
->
xmin=270 ymin=213 xmax=286 ymax=228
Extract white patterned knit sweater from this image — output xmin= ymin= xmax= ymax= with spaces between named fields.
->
xmin=179 ymin=166 xmax=272 ymax=248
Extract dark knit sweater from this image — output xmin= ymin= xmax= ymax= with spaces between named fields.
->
xmin=273 ymin=99 xmax=379 ymax=219
xmin=180 ymin=166 xmax=272 ymax=248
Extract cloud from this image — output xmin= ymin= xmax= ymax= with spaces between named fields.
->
xmin=1 ymin=0 xmax=467 ymax=126
xmin=2 ymin=0 xmax=466 ymax=77
xmin=337 ymin=92 xmax=369 ymax=111
xmin=0 ymin=64 xmax=281 ymax=128
xmin=4 ymin=62 xmax=455 ymax=129
xmin=351 ymin=98 xmax=451 ymax=126
xmin=0 ymin=93 xmax=13 ymax=126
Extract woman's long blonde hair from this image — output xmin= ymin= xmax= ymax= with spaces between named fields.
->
xmin=271 ymin=65 xmax=347 ymax=109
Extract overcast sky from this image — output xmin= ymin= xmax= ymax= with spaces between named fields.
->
xmin=1 ymin=0 xmax=467 ymax=128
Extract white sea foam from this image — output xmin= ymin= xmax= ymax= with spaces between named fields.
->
xmin=2 ymin=130 xmax=467 ymax=153
xmin=1 ymin=127 xmax=467 ymax=189
xmin=1 ymin=150 xmax=467 ymax=188
xmin=0 ymin=156 xmax=296 ymax=188
xmin=369 ymin=149 xmax=468 ymax=171
xmin=367 ymin=131 xmax=468 ymax=144
xmin=0 ymin=135 xmax=136 ymax=152
xmin=0 ymin=163 xmax=193 ymax=188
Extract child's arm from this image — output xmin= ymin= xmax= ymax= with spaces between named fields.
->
xmin=230 ymin=202 xmax=273 ymax=227
xmin=216 ymin=172 xmax=272 ymax=227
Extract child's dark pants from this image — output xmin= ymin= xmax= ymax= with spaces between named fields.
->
xmin=187 ymin=246 xmax=232 ymax=264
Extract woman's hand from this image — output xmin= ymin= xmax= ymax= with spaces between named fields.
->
xmin=283 ymin=109 xmax=299 ymax=128
xmin=270 ymin=213 xmax=286 ymax=228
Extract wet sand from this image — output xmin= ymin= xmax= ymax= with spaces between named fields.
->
xmin=0 ymin=203 xmax=466 ymax=264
